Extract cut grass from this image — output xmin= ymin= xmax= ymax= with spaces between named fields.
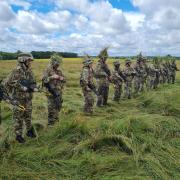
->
xmin=0 ymin=59 xmax=180 ymax=179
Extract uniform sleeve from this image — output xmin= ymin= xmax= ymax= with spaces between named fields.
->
xmin=81 ymin=68 xmax=89 ymax=86
xmin=29 ymin=70 xmax=37 ymax=85
xmin=42 ymin=68 xmax=51 ymax=83
xmin=94 ymin=63 xmax=108 ymax=77
xmin=3 ymin=69 xmax=22 ymax=93
xmin=59 ymin=69 xmax=66 ymax=83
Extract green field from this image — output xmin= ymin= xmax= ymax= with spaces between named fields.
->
xmin=0 ymin=58 xmax=180 ymax=179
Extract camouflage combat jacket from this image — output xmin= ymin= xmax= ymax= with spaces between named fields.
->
xmin=80 ymin=66 xmax=94 ymax=89
xmin=148 ymin=64 xmax=158 ymax=77
xmin=94 ymin=60 xmax=111 ymax=86
xmin=134 ymin=63 xmax=146 ymax=79
xmin=111 ymin=68 xmax=124 ymax=85
xmin=4 ymin=64 xmax=36 ymax=100
xmin=123 ymin=66 xmax=135 ymax=82
xmin=42 ymin=66 xmax=65 ymax=93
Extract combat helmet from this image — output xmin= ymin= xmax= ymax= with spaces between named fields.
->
xmin=18 ymin=52 xmax=33 ymax=63
xmin=137 ymin=52 xmax=143 ymax=61
xmin=98 ymin=47 xmax=109 ymax=60
xmin=50 ymin=53 xmax=63 ymax=66
xmin=125 ymin=59 xmax=132 ymax=65
xmin=113 ymin=60 xmax=120 ymax=66
xmin=83 ymin=55 xmax=93 ymax=66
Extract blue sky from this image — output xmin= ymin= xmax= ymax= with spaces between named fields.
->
xmin=11 ymin=0 xmax=138 ymax=13
xmin=109 ymin=0 xmax=138 ymax=11
xmin=1 ymin=0 xmax=180 ymax=56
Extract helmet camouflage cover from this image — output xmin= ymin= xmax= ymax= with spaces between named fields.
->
xmin=18 ymin=52 xmax=33 ymax=63
xmin=125 ymin=59 xmax=132 ymax=65
xmin=98 ymin=47 xmax=109 ymax=60
xmin=83 ymin=55 xmax=93 ymax=66
xmin=113 ymin=60 xmax=120 ymax=66
xmin=137 ymin=52 xmax=143 ymax=61
xmin=50 ymin=53 xmax=63 ymax=66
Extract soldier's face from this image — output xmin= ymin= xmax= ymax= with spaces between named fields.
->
xmin=25 ymin=59 xmax=32 ymax=67
xmin=89 ymin=63 xmax=93 ymax=68
xmin=53 ymin=64 xmax=59 ymax=69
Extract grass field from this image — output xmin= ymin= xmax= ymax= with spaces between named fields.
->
xmin=0 ymin=58 xmax=180 ymax=179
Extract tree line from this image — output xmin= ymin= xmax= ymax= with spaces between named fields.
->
xmin=0 ymin=51 xmax=78 ymax=60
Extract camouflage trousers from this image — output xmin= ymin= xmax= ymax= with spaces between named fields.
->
xmin=13 ymin=99 xmax=32 ymax=136
xmin=162 ymin=75 xmax=167 ymax=84
xmin=159 ymin=75 xmax=164 ymax=84
xmin=0 ymin=101 xmax=2 ymax=125
xmin=154 ymin=76 xmax=159 ymax=89
xmin=147 ymin=76 xmax=156 ymax=89
xmin=47 ymin=95 xmax=62 ymax=125
xmin=134 ymin=77 xmax=144 ymax=94
xmin=113 ymin=84 xmax=122 ymax=102
xmin=170 ymin=72 xmax=176 ymax=84
xmin=96 ymin=84 xmax=109 ymax=106
xmin=124 ymin=81 xmax=132 ymax=99
xmin=82 ymin=88 xmax=94 ymax=114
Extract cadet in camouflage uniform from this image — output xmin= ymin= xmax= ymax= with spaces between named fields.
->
xmin=4 ymin=53 xmax=38 ymax=143
xmin=142 ymin=57 xmax=149 ymax=89
xmin=161 ymin=62 xmax=168 ymax=83
xmin=80 ymin=55 xmax=96 ymax=114
xmin=147 ymin=62 xmax=158 ymax=89
xmin=169 ymin=59 xmax=178 ymax=84
xmin=0 ymin=79 xmax=3 ymax=124
xmin=111 ymin=61 xmax=124 ymax=102
xmin=123 ymin=59 xmax=135 ymax=99
xmin=153 ymin=59 xmax=161 ymax=88
xmin=94 ymin=48 xmax=111 ymax=106
xmin=42 ymin=54 xmax=65 ymax=125
xmin=159 ymin=63 xmax=164 ymax=84
xmin=134 ymin=58 xmax=145 ymax=94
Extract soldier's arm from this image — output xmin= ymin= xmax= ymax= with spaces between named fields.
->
xmin=81 ymin=68 xmax=89 ymax=86
xmin=94 ymin=64 xmax=108 ymax=77
xmin=103 ymin=64 xmax=111 ymax=76
xmin=58 ymin=69 xmax=66 ymax=83
xmin=3 ymin=69 xmax=22 ymax=93
xmin=42 ymin=68 xmax=52 ymax=83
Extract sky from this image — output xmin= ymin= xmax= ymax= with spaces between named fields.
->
xmin=0 ymin=0 xmax=180 ymax=56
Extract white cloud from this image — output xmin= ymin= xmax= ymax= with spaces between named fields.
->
xmin=0 ymin=1 xmax=15 ymax=22
xmin=0 ymin=0 xmax=180 ymax=56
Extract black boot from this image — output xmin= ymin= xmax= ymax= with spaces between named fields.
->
xmin=16 ymin=135 xmax=26 ymax=144
xmin=26 ymin=127 xmax=36 ymax=138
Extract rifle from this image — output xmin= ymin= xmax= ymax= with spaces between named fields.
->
xmin=43 ymin=82 xmax=63 ymax=111
xmin=88 ymin=83 xmax=98 ymax=95
xmin=0 ymin=82 xmax=25 ymax=124
xmin=102 ymin=63 xmax=111 ymax=81
xmin=19 ymin=79 xmax=37 ymax=93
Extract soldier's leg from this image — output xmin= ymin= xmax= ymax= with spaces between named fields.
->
xmin=0 ymin=102 xmax=2 ymax=125
xmin=134 ymin=78 xmax=139 ymax=94
xmin=146 ymin=78 xmax=150 ymax=90
xmin=124 ymin=82 xmax=128 ymax=98
xmin=128 ymin=82 xmax=132 ymax=99
xmin=139 ymin=79 xmax=143 ymax=92
xmin=96 ymin=84 xmax=103 ymax=107
xmin=103 ymin=85 xmax=109 ymax=105
xmin=84 ymin=90 xmax=94 ymax=113
xmin=113 ymin=84 xmax=120 ymax=102
xmin=13 ymin=107 xmax=24 ymax=136
xmin=24 ymin=100 xmax=32 ymax=132
xmin=172 ymin=73 xmax=175 ymax=84
xmin=24 ymin=100 xmax=36 ymax=138
xmin=48 ymin=96 xmax=57 ymax=125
